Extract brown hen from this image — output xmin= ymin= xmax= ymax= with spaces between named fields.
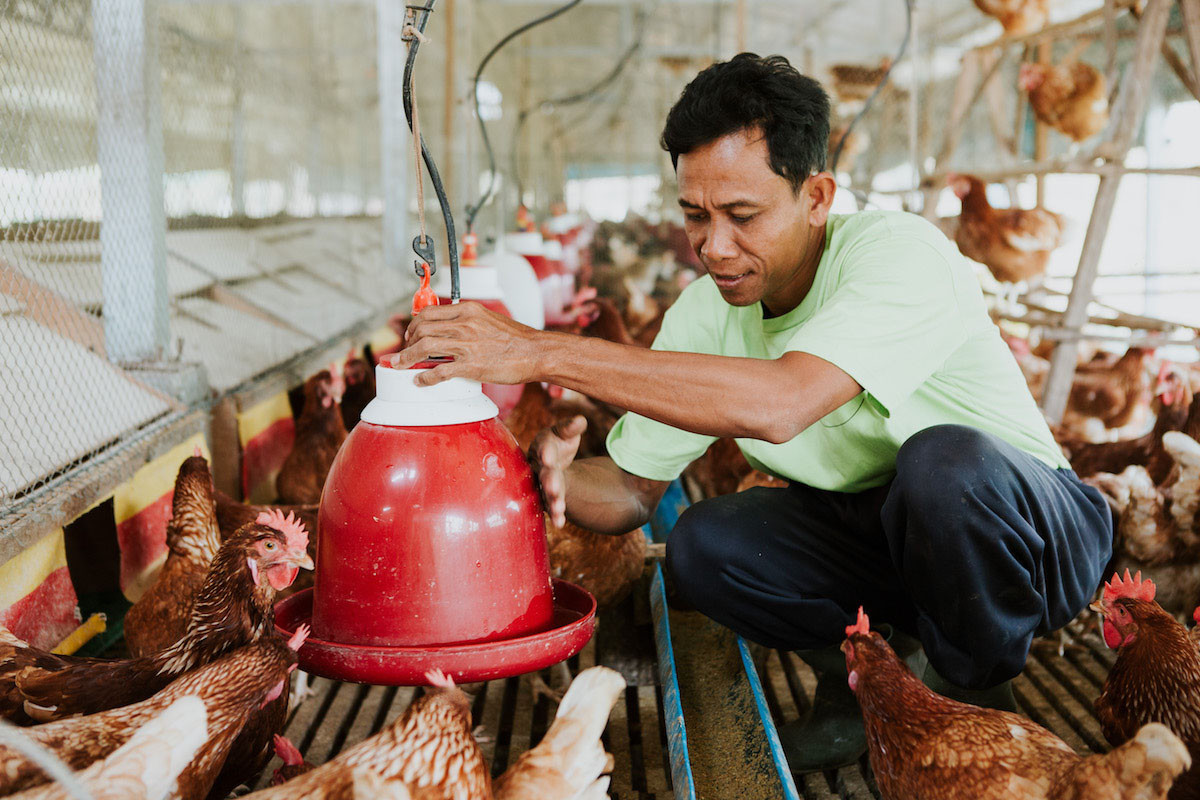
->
xmin=0 ymin=631 xmax=302 ymax=800
xmin=973 ymin=0 xmax=1048 ymax=34
xmin=340 ymin=356 xmax=376 ymax=432
xmin=1020 ymin=60 xmax=1110 ymax=142
xmin=239 ymin=670 xmax=489 ymax=800
xmin=276 ymin=371 xmax=347 ymax=504
xmin=845 ymin=607 xmax=1190 ymax=800
xmin=949 ymin=172 xmax=1067 ymax=286
xmin=3 ymin=513 xmax=312 ymax=723
xmin=124 ymin=452 xmax=223 ymax=658
xmin=1093 ymin=571 xmax=1200 ymax=800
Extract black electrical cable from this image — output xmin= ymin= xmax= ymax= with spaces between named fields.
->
xmin=511 ymin=7 xmax=650 ymax=203
xmin=463 ymin=0 xmax=584 ymax=234
xmin=829 ymin=0 xmax=914 ymax=174
xmin=403 ymin=1 xmax=459 ymax=300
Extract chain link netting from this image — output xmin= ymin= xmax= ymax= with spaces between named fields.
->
xmin=0 ymin=0 xmax=407 ymax=519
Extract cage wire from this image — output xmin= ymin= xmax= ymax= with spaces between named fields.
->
xmin=0 ymin=0 xmax=415 ymax=525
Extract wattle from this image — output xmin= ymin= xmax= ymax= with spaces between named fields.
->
xmin=1102 ymin=619 xmax=1123 ymax=648
xmin=268 ymin=564 xmax=299 ymax=591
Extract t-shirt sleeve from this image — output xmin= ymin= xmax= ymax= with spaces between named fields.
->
xmin=784 ymin=234 xmax=968 ymax=416
xmin=605 ymin=299 xmax=718 ymax=481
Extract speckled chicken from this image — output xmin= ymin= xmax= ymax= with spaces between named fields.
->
xmin=124 ymin=451 xmax=223 ymax=659
xmin=276 ymin=371 xmax=347 ymax=504
xmin=1 ymin=512 xmax=312 ymax=723
xmin=0 ymin=630 xmax=304 ymax=799
xmin=240 ymin=669 xmax=490 ymax=800
xmin=845 ymin=607 xmax=1190 ymax=800
xmin=1061 ymin=348 xmax=1158 ymax=441
xmin=7 ymin=696 xmax=208 ymax=800
xmin=1093 ymin=571 xmax=1200 ymax=800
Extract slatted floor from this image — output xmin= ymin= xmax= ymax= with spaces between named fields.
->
xmin=754 ymin=631 xmax=1118 ymax=799
xmin=245 ymin=639 xmax=675 ymax=798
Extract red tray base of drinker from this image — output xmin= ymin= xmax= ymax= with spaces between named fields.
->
xmin=276 ymin=356 xmax=596 ymax=685
xmin=274 ymin=581 xmax=595 ymax=685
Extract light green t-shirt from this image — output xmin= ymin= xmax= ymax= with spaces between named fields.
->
xmin=606 ymin=210 xmax=1069 ymax=493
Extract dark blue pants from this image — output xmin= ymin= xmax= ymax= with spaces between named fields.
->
xmin=665 ymin=424 xmax=1113 ymax=688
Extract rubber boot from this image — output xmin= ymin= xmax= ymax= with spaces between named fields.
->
xmin=780 ymin=624 xmax=924 ymax=775
xmin=921 ymin=662 xmax=1018 ymax=713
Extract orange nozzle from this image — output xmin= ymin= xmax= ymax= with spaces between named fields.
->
xmin=412 ymin=263 xmax=439 ymax=315
xmin=462 ymin=233 xmax=478 ymax=266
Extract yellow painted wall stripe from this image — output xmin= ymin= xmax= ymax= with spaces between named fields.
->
xmin=0 ymin=530 xmax=67 ymax=611
xmin=113 ymin=435 xmax=210 ymax=526
xmin=239 ymin=392 xmax=293 ymax=448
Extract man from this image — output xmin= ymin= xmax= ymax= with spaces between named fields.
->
xmin=397 ymin=54 xmax=1112 ymax=774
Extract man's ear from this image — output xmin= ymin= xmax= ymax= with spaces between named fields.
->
xmin=803 ymin=172 xmax=837 ymax=227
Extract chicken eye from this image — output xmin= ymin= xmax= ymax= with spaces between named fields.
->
xmin=264 ymin=541 xmax=277 ymax=551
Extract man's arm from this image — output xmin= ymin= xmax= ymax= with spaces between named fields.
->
xmin=395 ymin=302 xmax=862 ymax=445
xmin=530 ymin=416 xmax=669 ymax=534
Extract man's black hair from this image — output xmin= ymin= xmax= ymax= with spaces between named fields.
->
xmin=661 ymin=53 xmax=830 ymax=192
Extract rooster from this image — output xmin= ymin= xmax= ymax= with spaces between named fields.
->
xmin=972 ymin=0 xmax=1049 ymax=35
xmin=239 ymin=669 xmax=490 ymax=799
xmin=1020 ymin=60 xmax=1110 ymax=143
xmin=7 ymin=697 xmax=209 ymax=800
xmin=276 ymin=371 xmax=347 ymax=504
xmin=844 ymin=606 xmax=1190 ymax=800
xmin=948 ymin=173 xmax=1067 ymax=307
xmin=2 ymin=511 xmax=312 ymax=722
xmin=1093 ymin=571 xmax=1200 ymax=800
xmin=1 ymin=630 xmax=305 ymax=799
xmin=124 ymin=450 xmax=224 ymax=658
xmin=213 ymin=490 xmax=319 ymax=601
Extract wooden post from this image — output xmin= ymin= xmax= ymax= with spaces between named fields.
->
xmin=1041 ymin=0 xmax=1173 ymax=423
xmin=92 ymin=0 xmax=169 ymax=365
xmin=1034 ymin=42 xmax=1050 ymax=205
xmin=1179 ymin=0 xmax=1200 ymax=95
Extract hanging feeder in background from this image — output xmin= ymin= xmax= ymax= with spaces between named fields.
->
xmin=275 ymin=358 xmax=595 ymax=685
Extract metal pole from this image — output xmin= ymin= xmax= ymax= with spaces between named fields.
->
xmin=93 ymin=0 xmax=169 ymax=365
xmin=1041 ymin=0 xmax=1173 ymax=423
xmin=378 ymin=0 xmax=411 ymax=279
xmin=230 ymin=4 xmax=246 ymax=218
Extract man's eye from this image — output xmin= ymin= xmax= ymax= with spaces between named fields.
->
xmin=732 ymin=214 xmax=756 ymax=224
xmin=685 ymin=214 xmax=706 ymax=223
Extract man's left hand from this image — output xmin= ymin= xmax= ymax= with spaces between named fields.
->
xmin=392 ymin=301 xmax=544 ymax=387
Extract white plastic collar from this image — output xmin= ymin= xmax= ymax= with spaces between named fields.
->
xmin=432 ymin=264 xmax=506 ymax=301
xmin=505 ymin=231 xmax=545 ymax=256
xmin=360 ymin=364 xmax=499 ymax=426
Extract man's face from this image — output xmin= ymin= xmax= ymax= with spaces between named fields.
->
xmin=677 ymin=128 xmax=824 ymax=309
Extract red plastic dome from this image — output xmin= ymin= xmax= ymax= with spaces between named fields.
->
xmin=311 ymin=361 xmax=554 ymax=648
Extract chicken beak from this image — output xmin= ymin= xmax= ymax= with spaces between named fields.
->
xmin=1089 ymin=600 xmax=1106 ymax=616
xmin=291 ymin=551 xmax=315 ymax=571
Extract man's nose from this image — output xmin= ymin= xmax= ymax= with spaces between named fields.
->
xmin=701 ymin=221 xmax=738 ymax=261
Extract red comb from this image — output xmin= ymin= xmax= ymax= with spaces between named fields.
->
xmin=193 ymin=445 xmax=202 ymax=458
xmin=425 ymin=668 xmax=455 ymax=689
xmin=273 ymin=735 xmax=304 ymax=766
xmin=1103 ymin=570 xmax=1156 ymax=604
xmin=845 ymin=606 xmax=870 ymax=638
xmin=288 ymin=623 xmax=310 ymax=651
xmin=1194 ymin=606 xmax=1200 ymax=627
xmin=256 ymin=509 xmax=309 ymax=552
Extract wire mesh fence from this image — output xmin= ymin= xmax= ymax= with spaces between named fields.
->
xmin=0 ymin=0 xmax=411 ymax=519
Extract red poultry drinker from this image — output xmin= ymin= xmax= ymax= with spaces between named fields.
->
xmin=276 ymin=357 xmax=596 ymax=685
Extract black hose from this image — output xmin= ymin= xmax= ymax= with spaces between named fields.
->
xmin=464 ymin=0 xmax=585 ymax=233
xmin=402 ymin=1 xmax=459 ymax=301
xmin=511 ymin=8 xmax=648 ymax=202
xmin=830 ymin=0 xmax=913 ymax=174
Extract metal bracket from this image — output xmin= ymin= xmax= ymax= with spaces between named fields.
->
xmin=412 ymin=233 xmax=436 ymax=277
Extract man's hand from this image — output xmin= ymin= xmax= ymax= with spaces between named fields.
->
xmin=391 ymin=301 xmax=543 ymax=387
xmin=529 ymin=416 xmax=587 ymax=528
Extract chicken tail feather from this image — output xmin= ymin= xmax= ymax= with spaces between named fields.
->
xmin=1052 ymin=722 xmax=1189 ymax=800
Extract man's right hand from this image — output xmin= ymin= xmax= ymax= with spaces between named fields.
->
xmin=529 ymin=416 xmax=587 ymax=528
